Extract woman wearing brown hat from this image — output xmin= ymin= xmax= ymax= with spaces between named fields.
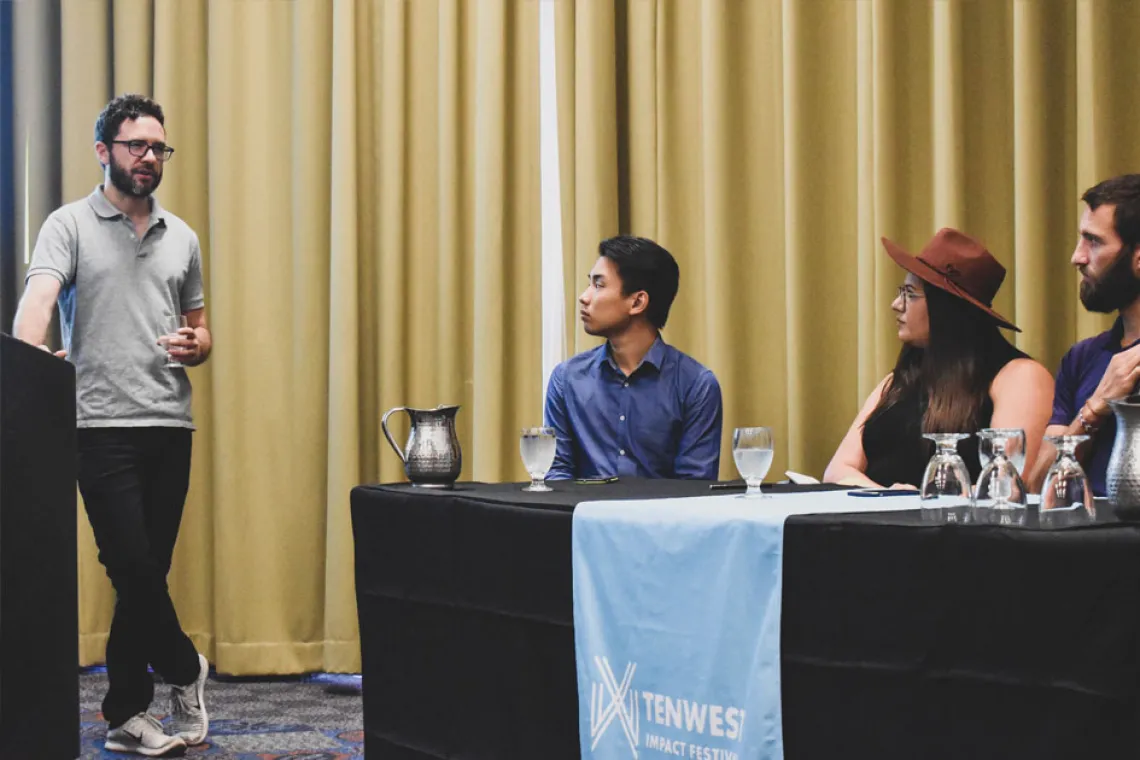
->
xmin=823 ymin=228 xmax=1055 ymax=489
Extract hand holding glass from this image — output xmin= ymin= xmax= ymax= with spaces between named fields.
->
xmin=733 ymin=427 xmax=774 ymax=498
xmin=158 ymin=315 xmax=189 ymax=369
xmin=520 ymin=427 xmax=557 ymax=492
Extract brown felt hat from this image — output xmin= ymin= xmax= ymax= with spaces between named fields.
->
xmin=881 ymin=227 xmax=1019 ymax=332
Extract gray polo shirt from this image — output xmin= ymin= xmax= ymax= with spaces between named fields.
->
xmin=25 ymin=186 xmax=205 ymax=428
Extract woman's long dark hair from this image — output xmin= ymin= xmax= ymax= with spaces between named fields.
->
xmin=867 ymin=283 xmax=1025 ymax=433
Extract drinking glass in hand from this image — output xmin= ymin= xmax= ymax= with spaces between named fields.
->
xmin=158 ymin=315 xmax=189 ymax=369
xmin=920 ymin=433 xmax=972 ymax=522
xmin=520 ymin=427 xmax=557 ymax=492
xmin=733 ymin=427 xmax=774 ymax=498
xmin=1040 ymin=435 xmax=1094 ymax=526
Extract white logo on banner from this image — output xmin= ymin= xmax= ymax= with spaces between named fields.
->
xmin=586 ymin=653 xmax=750 ymax=760
xmin=589 ymin=656 xmax=640 ymax=758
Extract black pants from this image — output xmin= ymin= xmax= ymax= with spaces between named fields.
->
xmin=77 ymin=427 xmax=201 ymax=728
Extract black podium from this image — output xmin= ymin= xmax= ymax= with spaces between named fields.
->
xmin=0 ymin=334 xmax=78 ymax=759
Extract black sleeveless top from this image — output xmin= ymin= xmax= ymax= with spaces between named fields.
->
xmin=861 ymin=346 xmax=1025 ymax=488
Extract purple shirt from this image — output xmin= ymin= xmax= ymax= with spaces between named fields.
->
xmin=1050 ymin=318 xmax=1140 ymax=495
xmin=544 ymin=338 xmax=723 ymax=480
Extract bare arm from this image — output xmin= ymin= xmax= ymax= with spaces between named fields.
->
xmin=988 ymin=358 xmax=1054 ymax=490
xmin=1027 ymin=343 xmax=1140 ymax=492
xmin=1021 ymin=341 xmax=1140 ymax=489
xmin=823 ymin=375 xmax=892 ymax=488
xmin=12 ymin=274 xmax=65 ymax=356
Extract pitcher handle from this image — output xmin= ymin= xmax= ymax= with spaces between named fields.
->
xmin=381 ymin=407 xmax=409 ymax=464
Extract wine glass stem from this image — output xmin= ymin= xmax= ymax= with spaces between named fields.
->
xmin=746 ymin=481 xmax=762 ymax=497
xmin=531 ymin=475 xmax=544 ymax=490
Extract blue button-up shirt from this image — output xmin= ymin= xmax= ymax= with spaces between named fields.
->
xmin=544 ymin=338 xmax=723 ymax=480
xmin=1050 ymin=317 xmax=1140 ymax=496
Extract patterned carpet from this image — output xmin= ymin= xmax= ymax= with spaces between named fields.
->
xmin=80 ymin=667 xmax=364 ymax=759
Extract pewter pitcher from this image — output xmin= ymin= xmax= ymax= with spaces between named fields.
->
xmin=1106 ymin=395 xmax=1140 ymax=515
xmin=381 ymin=404 xmax=462 ymax=488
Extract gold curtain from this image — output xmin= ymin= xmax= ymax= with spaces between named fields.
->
xmin=10 ymin=0 xmax=537 ymax=674
xmin=556 ymin=0 xmax=1140 ymax=480
xmin=14 ymin=0 xmax=1140 ymax=674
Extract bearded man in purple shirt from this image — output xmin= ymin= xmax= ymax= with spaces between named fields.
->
xmin=1028 ymin=175 xmax=1140 ymax=495
xmin=544 ymin=236 xmax=723 ymax=481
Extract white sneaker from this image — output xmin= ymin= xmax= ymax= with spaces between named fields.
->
xmin=105 ymin=712 xmax=187 ymax=756
xmin=169 ymin=653 xmax=210 ymax=745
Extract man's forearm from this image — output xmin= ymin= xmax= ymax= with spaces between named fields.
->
xmin=12 ymin=298 xmax=53 ymax=346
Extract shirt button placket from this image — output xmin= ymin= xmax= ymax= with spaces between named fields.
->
xmin=619 ymin=377 xmax=631 ymax=464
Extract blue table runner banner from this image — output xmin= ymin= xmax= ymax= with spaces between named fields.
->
xmin=572 ymin=490 xmax=916 ymax=760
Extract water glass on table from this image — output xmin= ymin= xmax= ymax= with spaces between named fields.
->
xmin=519 ymin=427 xmax=556 ymax=492
xmin=919 ymin=433 xmax=972 ymax=522
xmin=1040 ymin=434 xmax=1094 ymax=526
xmin=978 ymin=427 xmax=1027 ymax=475
xmin=732 ymin=427 xmax=773 ymax=498
xmin=973 ymin=429 xmax=1028 ymax=525
xmin=158 ymin=315 xmax=189 ymax=369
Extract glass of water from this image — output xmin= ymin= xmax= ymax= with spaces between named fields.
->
xmin=519 ymin=427 xmax=557 ymax=492
xmin=158 ymin=314 xmax=189 ymax=369
xmin=733 ymin=427 xmax=774 ymax=498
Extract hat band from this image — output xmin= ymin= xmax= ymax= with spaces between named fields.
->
xmin=917 ymin=256 xmax=994 ymax=307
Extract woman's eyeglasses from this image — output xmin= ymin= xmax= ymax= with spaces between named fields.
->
xmin=896 ymin=285 xmax=924 ymax=304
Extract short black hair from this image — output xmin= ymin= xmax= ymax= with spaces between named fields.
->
xmin=94 ymin=94 xmax=165 ymax=145
xmin=1082 ymin=174 xmax=1140 ymax=252
xmin=598 ymin=236 xmax=680 ymax=329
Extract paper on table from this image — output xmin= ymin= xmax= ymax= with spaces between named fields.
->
xmin=785 ymin=470 xmax=820 ymax=485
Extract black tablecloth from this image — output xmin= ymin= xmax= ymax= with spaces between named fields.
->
xmin=352 ymin=481 xmax=1140 ymax=759
xmin=782 ymin=511 xmax=1140 ymax=760
xmin=349 ymin=479 xmax=838 ymax=759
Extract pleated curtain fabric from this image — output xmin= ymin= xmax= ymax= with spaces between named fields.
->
xmin=556 ymin=0 xmax=1135 ymax=482
xmin=4 ymin=0 xmax=1140 ymax=673
xmin=8 ymin=0 xmax=538 ymax=674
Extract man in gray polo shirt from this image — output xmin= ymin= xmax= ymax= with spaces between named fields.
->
xmin=14 ymin=94 xmax=212 ymax=756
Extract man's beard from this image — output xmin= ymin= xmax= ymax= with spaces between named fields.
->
xmin=1080 ymin=246 xmax=1140 ymax=313
xmin=108 ymin=156 xmax=162 ymax=198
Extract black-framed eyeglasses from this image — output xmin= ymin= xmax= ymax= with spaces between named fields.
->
xmin=111 ymin=140 xmax=175 ymax=162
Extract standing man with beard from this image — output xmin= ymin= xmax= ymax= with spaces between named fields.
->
xmin=13 ymin=94 xmax=210 ymax=756
xmin=1028 ymin=175 xmax=1140 ymax=496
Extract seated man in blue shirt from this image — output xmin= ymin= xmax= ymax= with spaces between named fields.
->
xmin=1027 ymin=174 xmax=1140 ymax=495
xmin=544 ymin=236 xmax=723 ymax=480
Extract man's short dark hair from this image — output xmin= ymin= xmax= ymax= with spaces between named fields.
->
xmin=1082 ymin=174 xmax=1140 ymax=252
xmin=94 ymin=94 xmax=165 ymax=145
xmin=599 ymin=236 xmax=680 ymax=329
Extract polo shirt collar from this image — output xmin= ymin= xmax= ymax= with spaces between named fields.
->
xmin=1098 ymin=317 xmax=1140 ymax=354
xmin=87 ymin=185 xmax=167 ymax=227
